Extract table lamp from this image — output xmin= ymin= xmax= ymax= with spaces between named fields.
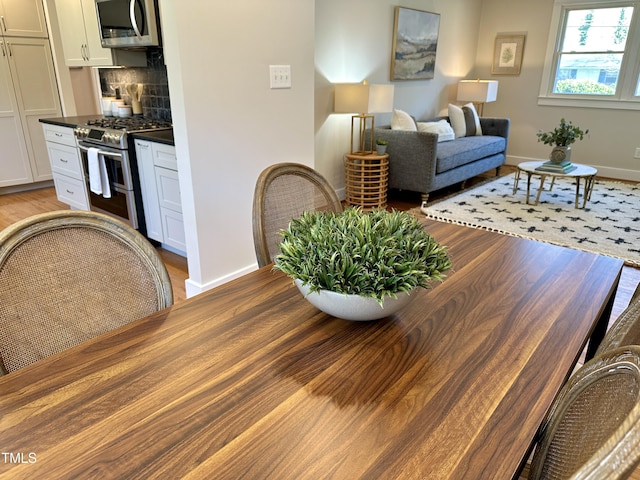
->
xmin=334 ymin=81 xmax=394 ymax=154
xmin=457 ymin=79 xmax=498 ymax=116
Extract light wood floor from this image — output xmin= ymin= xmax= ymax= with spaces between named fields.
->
xmin=0 ymin=186 xmax=189 ymax=303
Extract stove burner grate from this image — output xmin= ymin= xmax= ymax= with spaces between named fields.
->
xmin=85 ymin=117 xmax=172 ymax=132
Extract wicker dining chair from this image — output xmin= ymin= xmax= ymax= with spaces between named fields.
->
xmin=594 ymin=284 xmax=640 ymax=357
xmin=0 ymin=210 xmax=173 ymax=375
xmin=252 ymin=162 xmax=342 ymax=268
xmin=527 ymin=345 xmax=640 ymax=480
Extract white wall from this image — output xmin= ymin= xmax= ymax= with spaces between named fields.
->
xmin=315 ymin=0 xmax=484 ymax=194
xmin=159 ymin=0 xmax=315 ymax=296
xmin=476 ymin=0 xmax=640 ymax=180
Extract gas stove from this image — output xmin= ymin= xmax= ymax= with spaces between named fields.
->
xmin=74 ymin=117 xmax=172 ymax=149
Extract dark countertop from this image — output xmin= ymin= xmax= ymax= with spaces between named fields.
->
xmin=131 ymin=129 xmax=174 ymax=146
xmin=39 ymin=115 xmax=104 ymax=128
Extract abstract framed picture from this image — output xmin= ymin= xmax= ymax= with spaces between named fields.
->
xmin=390 ymin=7 xmax=440 ymax=81
xmin=491 ymin=34 xmax=526 ymax=75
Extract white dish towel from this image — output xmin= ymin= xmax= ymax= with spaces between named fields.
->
xmin=87 ymin=147 xmax=111 ymax=198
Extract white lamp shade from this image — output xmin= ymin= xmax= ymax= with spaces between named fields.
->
xmin=334 ymin=83 xmax=395 ymax=114
xmin=457 ymin=80 xmax=499 ymax=103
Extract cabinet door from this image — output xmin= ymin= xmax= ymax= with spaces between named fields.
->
xmin=0 ymin=0 xmax=47 ymax=38
xmin=54 ymin=0 xmax=89 ymax=67
xmin=79 ymin=0 xmax=115 ymax=67
xmin=47 ymin=142 xmax=82 ymax=179
xmin=160 ymin=207 xmax=186 ymax=252
xmin=55 ymin=0 xmax=114 ymax=67
xmin=155 ymin=166 xmax=182 ymax=213
xmin=135 ymin=139 xmax=164 ymax=242
xmin=7 ymin=37 xmax=61 ymax=182
xmin=52 ymin=174 xmax=89 ymax=210
xmin=0 ymin=41 xmax=31 ymax=186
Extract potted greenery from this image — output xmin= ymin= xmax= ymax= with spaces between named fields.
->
xmin=375 ymin=138 xmax=388 ymax=155
xmin=274 ymin=208 xmax=452 ymax=321
xmin=536 ymin=118 xmax=589 ymax=163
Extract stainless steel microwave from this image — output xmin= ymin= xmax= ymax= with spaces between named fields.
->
xmin=95 ymin=0 xmax=160 ymax=48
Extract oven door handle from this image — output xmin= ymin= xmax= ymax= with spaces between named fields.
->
xmin=78 ymin=144 xmax=124 ymax=159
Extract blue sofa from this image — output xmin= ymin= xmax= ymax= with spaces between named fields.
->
xmin=366 ymin=116 xmax=510 ymax=205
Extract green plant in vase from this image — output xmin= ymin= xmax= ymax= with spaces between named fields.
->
xmin=375 ymin=138 xmax=388 ymax=155
xmin=536 ymin=118 xmax=589 ymax=163
xmin=274 ymin=208 xmax=451 ymax=320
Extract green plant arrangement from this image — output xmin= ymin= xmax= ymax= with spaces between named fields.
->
xmin=274 ymin=208 xmax=452 ymax=305
xmin=375 ymin=138 xmax=388 ymax=146
xmin=536 ymin=118 xmax=589 ymax=147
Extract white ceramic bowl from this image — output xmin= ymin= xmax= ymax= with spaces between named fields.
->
xmin=294 ymin=279 xmax=414 ymax=321
xmin=111 ymin=100 xmax=125 ymax=116
xmin=118 ymin=106 xmax=132 ymax=117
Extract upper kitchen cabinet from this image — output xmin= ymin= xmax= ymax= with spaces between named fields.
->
xmin=0 ymin=37 xmax=62 ymax=187
xmin=0 ymin=0 xmax=48 ymax=38
xmin=55 ymin=0 xmax=145 ymax=67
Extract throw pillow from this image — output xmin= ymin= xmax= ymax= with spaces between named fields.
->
xmin=390 ymin=109 xmax=417 ymax=131
xmin=416 ymin=120 xmax=455 ymax=142
xmin=448 ymin=103 xmax=483 ymax=138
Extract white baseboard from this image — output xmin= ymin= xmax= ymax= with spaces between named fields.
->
xmin=505 ymin=155 xmax=640 ymax=182
xmin=0 ymin=180 xmax=54 ymax=195
xmin=184 ymin=263 xmax=258 ymax=298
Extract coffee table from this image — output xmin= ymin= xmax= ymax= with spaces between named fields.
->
xmin=513 ymin=160 xmax=598 ymax=209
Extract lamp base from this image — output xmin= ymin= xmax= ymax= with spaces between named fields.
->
xmin=350 ymin=114 xmax=375 ymax=154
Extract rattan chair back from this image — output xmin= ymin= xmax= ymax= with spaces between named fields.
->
xmin=252 ymin=162 xmax=342 ymax=267
xmin=595 ymin=285 xmax=640 ymax=357
xmin=528 ymin=346 xmax=640 ymax=480
xmin=0 ymin=210 xmax=173 ymax=374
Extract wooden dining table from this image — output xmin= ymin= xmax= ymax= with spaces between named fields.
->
xmin=0 ymin=219 xmax=622 ymax=479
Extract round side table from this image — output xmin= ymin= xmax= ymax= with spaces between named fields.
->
xmin=345 ymin=152 xmax=389 ymax=211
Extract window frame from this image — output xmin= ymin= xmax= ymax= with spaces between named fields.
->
xmin=539 ymin=0 xmax=640 ymax=110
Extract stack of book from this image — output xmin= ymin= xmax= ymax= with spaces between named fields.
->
xmin=535 ymin=160 xmax=577 ymax=173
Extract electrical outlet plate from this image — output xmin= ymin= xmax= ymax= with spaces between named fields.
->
xmin=635 ymin=147 xmax=640 ymax=159
xmin=270 ymin=65 xmax=291 ymax=89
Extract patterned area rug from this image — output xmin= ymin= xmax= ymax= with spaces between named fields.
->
xmin=418 ymin=174 xmax=640 ymax=267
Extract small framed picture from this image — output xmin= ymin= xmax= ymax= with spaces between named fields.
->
xmin=491 ymin=34 xmax=526 ymax=75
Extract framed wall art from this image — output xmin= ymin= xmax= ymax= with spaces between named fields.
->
xmin=390 ymin=7 xmax=440 ymax=81
xmin=491 ymin=34 xmax=526 ymax=75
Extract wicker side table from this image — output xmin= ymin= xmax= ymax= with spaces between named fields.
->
xmin=345 ymin=153 xmax=389 ymax=211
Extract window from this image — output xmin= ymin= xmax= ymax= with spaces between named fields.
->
xmin=540 ymin=0 xmax=640 ymax=109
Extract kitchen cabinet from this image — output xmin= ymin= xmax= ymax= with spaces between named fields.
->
xmin=0 ymin=37 xmax=62 ymax=187
xmin=55 ymin=0 xmax=145 ymax=67
xmin=0 ymin=0 xmax=47 ymax=38
xmin=135 ymin=139 xmax=186 ymax=253
xmin=42 ymin=123 xmax=89 ymax=209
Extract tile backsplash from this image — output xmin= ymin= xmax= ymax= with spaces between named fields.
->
xmin=98 ymin=48 xmax=172 ymax=121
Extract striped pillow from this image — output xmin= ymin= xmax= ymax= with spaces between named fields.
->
xmin=448 ymin=103 xmax=483 ymax=138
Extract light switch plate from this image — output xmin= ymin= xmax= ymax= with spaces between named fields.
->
xmin=270 ymin=65 xmax=291 ymax=89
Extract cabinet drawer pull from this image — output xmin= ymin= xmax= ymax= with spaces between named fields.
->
xmin=66 ymin=189 xmax=74 ymax=194
xmin=59 ymin=158 xmax=68 ymax=163
xmin=55 ymin=132 xmax=63 ymax=137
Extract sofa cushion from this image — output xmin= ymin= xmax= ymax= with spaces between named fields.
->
xmin=391 ymin=109 xmax=417 ymax=131
xmin=448 ymin=103 xmax=482 ymax=137
xmin=436 ymin=135 xmax=506 ymax=173
xmin=417 ymin=120 xmax=455 ymax=142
